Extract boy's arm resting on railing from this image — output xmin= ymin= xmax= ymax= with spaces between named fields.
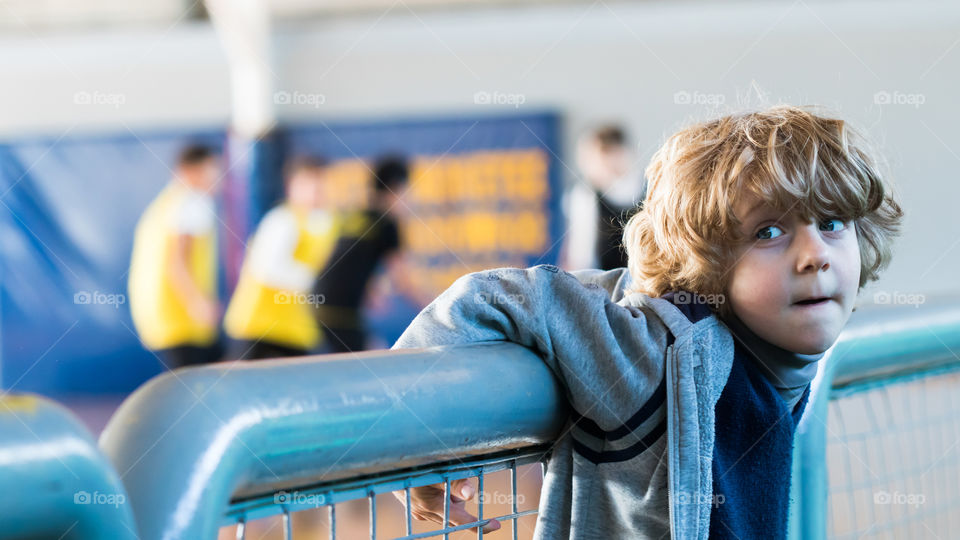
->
xmin=391 ymin=264 xmax=667 ymax=531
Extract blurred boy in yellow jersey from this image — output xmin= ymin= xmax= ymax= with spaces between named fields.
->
xmin=129 ymin=144 xmax=223 ymax=369
xmin=224 ymin=156 xmax=340 ymax=359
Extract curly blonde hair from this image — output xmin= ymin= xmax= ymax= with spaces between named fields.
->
xmin=622 ymin=105 xmax=903 ymax=317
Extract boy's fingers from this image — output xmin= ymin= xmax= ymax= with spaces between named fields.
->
xmin=450 ymin=478 xmax=476 ymax=500
xmin=411 ymin=506 xmax=502 ymax=534
xmin=412 ymin=509 xmax=445 ymax=525
xmin=357 ymin=485 xmax=501 ymax=533
xmin=480 ymin=518 xmax=502 ymax=533
xmin=448 ymin=505 xmax=502 ymax=533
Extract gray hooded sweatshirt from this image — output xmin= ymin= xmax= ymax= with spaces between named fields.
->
xmin=392 ymin=264 xmax=812 ymax=539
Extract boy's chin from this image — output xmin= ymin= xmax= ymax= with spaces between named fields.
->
xmin=791 ymin=343 xmax=831 ymax=355
xmin=781 ymin=332 xmax=838 ymax=355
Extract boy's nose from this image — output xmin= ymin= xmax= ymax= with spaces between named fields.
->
xmin=795 ymin=225 xmax=830 ymax=273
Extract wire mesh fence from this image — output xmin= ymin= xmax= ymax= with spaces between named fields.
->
xmin=219 ymin=448 xmax=548 ymax=540
xmin=825 ymin=366 xmax=960 ymax=539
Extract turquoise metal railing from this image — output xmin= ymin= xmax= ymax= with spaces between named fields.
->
xmin=0 ymin=393 xmax=137 ymax=539
xmin=789 ymin=294 xmax=960 ymax=539
xmin=98 ymin=342 xmax=566 ymax=539
xmin=80 ymin=294 xmax=960 ymax=539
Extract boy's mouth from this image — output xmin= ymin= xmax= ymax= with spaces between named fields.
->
xmin=792 ymin=296 xmax=832 ymax=307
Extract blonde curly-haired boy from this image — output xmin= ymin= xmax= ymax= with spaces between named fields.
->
xmin=393 ymin=105 xmax=903 ymax=540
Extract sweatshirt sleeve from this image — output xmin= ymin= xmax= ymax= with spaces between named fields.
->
xmin=392 ymin=264 xmax=668 ymax=432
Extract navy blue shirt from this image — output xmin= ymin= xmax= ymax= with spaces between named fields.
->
xmin=659 ymin=291 xmax=814 ymax=539
xmin=708 ymin=338 xmax=811 ymax=539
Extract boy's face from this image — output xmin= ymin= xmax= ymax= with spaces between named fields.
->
xmin=287 ymin=169 xmax=327 ymax=210
xmin=576 ymin=138 xmax=629 ymax=191
xmin=725 ymin=196 xmax=861 ymax=354
xmin=178 ymin=158 xmax=220 ymax=193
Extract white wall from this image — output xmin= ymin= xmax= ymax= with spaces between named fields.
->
xmin=0 ymin=0 xmax=193 ymax=31
xmin=0 ymin=23 xmax=230 ymax=136
xmin=1 ymin=0 xmax=958 ymax=303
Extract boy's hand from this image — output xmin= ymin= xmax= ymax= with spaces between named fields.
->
xmin=189 ymin=297 xmax=219 ymax=327
xmin=392 ymin=478 xmax=501 ymax=533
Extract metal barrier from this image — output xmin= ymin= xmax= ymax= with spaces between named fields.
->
xmin=790 ymin=294 xmax=960 ymax=539
xmin=90 ymin=296 xmax=960 ymax=539
xmin=98 ymin=342 xmax=566 ymax=539
xmin=0 ymin=393 xmax=136 ymax=539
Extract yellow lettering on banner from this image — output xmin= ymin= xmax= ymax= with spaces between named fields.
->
xmin=407 ymin=149 xmax=549 ymax=205
xmin=403 ymin=219 xmax=423 ymax=252
xmin=500 ymin=152 xmax=519 ymax=200
xmin=518 ymin=150 xmax=548 ymax=200
xmin=322 ymin=151 xmax=548 ymax=210
xmin=466 ymin=212 xmax=497 ymax=252
xmin=401 ymin=207 xmax=547 ymax=256
xmin=425 ymin=216 xmax=445 ymax=252
xmin=410 ymin=158 xmax=443 ymax=204
xmin=446 ymin=159 xmax=466 ymax=202
xmin=477 ymin=154 xmax=499 ymax=200
xmin=328 ymin=149 xmax=556 ymax=299
xmin=517 ymin=211 xmax=547 ymax=251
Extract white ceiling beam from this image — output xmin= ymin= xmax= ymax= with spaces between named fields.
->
xmin=206 ymin=0 xmax=276 ymax=138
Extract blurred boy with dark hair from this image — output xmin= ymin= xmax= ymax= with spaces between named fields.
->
xmin=129 ymin=143 xmax=223 ymax=369
xmin=562 ymin=124 xmax=646 ymax=271
xmin=313 ymin=154 xmax=423 ymax=353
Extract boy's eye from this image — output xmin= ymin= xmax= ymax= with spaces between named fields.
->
xmin=819 ymin=218 xmax=847 ymax=232
xmin=756 ymin=225 xmax=784 ymax=240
